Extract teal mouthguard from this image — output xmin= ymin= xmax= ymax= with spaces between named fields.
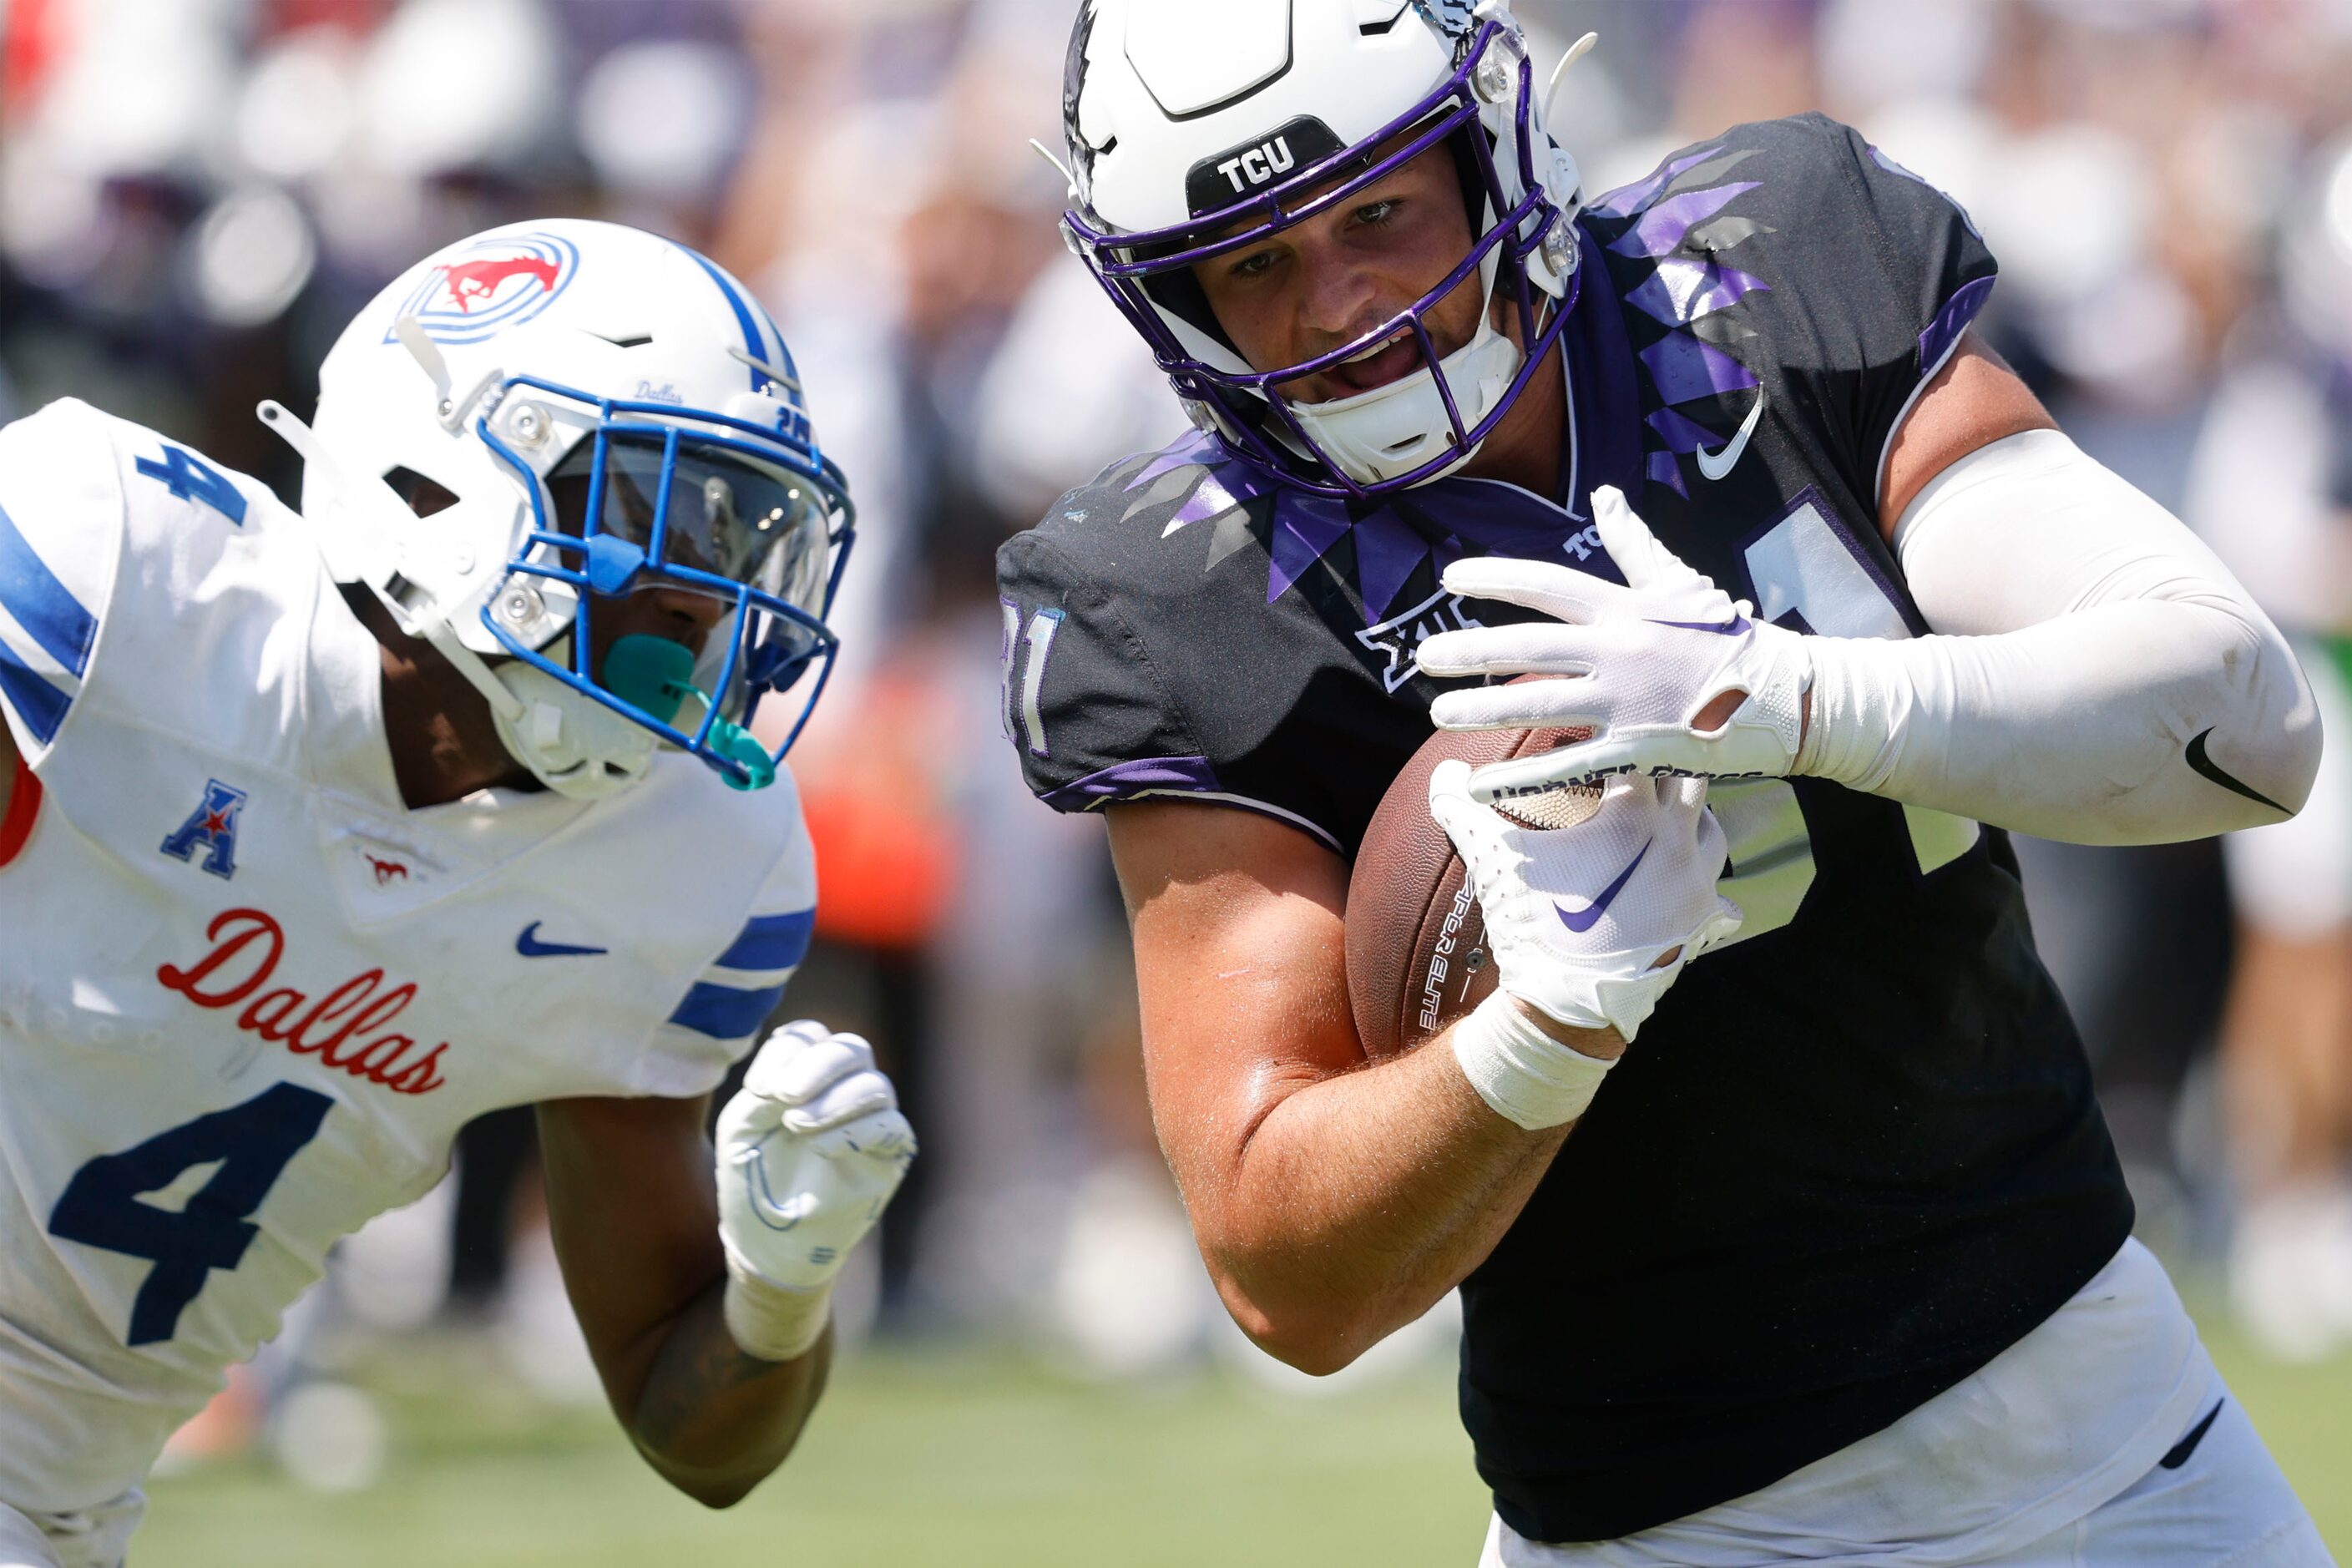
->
xmin=708 ymin=721 xmax=777 ymax=792
xmin=602 ymin=634 xmax=776 ymax=792
xmin=604 ymin=635 xmax=696 ymax=725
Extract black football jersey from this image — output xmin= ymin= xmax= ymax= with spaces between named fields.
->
xmin=997 ymin=114 xmax=2132 ymax=1543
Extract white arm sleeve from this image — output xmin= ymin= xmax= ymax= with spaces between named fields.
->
xmin=1798 ymin=429 xmax=2321 ymax=846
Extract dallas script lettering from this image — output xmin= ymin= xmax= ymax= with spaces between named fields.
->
xmin=156 ymin=908 xmax=450 ymax=1095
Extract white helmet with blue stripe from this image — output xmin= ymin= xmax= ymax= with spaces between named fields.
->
xmin=266 ymin=218 xmax=853 ymax=799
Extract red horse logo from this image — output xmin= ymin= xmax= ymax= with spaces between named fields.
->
xmin=437 ymin=255 xmax=559 ymax=314
xmin=366 ymin=855 xmax=409 ymax=887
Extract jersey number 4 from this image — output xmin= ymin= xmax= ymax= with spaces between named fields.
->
xmin=48 ymin=1085 xmax=331 ymax=1346
xmin=1710 ymin=496 xmax=1980 ymax=948
xmin=135 ymin=445 xmax=250 ymax=527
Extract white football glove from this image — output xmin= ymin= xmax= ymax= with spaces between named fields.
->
xmin=716 ymin=1020 xmax=916 ymax=1360
xmin=1429 ymin=761 xmax=1742 ymax=1052
xmin=1417 ymin=486 xmax=1813 ymax=804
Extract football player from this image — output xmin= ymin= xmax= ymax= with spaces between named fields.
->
xmin=1001 ymin=2 xmax=2329 ymax=1562
xmin=0 ymin=220 xmax=913 ymax=1568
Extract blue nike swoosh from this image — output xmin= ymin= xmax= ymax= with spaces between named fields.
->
xmin=517 ymin=922 xmax=609 ymax=959
xmin=1555 ymin=840 xmax=1651 ymax=933
xmin=1648 ymin=615 xmax=1752 ymax=636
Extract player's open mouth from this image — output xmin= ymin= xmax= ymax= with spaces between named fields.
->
xmin=1322 ymin=329 xmax=1427 ymax=397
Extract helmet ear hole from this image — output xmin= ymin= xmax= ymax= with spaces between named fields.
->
xmin=382 ymin=467 xmax=461 ymax=518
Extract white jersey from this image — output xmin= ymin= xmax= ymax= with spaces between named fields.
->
xmin=0 ymin=400 xmax=819 ymax=1513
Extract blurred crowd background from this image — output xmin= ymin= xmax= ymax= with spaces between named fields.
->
xmin=7 ymin=0 xmax=2352 ymax=1490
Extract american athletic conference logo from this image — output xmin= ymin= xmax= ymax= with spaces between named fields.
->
xmin=383 ymin=231 xmax=580 ymax=347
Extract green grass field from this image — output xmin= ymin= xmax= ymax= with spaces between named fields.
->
xmin=137 ymin=1323 xmax=2349 ymax=1567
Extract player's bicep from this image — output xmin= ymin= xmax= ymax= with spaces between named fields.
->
xmin=537 ymin=1093 xmax=723 ymax=1405
xmin=1879 ymin=334 xmax=2056 ymax=539
xmin=1107 ymin=801 xmax=1363 ymax=1181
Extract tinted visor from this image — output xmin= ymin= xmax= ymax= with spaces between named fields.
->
xmin=546 ymin=430 xmax=832 ymax=618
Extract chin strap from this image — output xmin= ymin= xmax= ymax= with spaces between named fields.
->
xmin=257 ymin=400 xmax=528 ymax=726
xmin=1287 ymin=268 xmax=1523 ymax=487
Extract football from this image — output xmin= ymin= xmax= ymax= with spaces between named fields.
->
xmin=1345 ymin=715 xmax=1599 ymax=1061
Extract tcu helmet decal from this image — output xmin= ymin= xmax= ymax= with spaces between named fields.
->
xmin=383 ymin=231 xmax=580 ymax=346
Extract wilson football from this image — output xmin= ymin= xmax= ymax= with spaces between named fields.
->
xmin=1345 ymin=721 xmax=1598 ymax=1060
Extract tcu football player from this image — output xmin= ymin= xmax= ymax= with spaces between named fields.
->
xmin=0 ymin=220 xmax=912 ymax=1567
xmin=1002 ymin=1 xmax=2328 ymax=1562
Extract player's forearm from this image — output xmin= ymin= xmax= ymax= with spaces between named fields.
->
xmin=1803 ymin=602 xmax=2308 ymax=844
xmin=626 ymin=1280 xmax=832 ymax=1508
xmin=1800 ymin=430 xmax=2320 ymax=845
xmin=1195 ymin=1034 xmax=1568 ymax=1374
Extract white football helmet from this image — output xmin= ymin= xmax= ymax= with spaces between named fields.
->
xmin=1060 ymin=0 xmax=1586 ymax=497
xmin=264 ymin=218 xmax=852 ymax=799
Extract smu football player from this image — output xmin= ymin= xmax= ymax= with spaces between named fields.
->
xmin=0 ymin=220 xmax=910 ymax=1567
xmin=1000 ymin=2 xmax=2328 ymax=1561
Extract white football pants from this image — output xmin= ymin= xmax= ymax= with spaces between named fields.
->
xmin=1479 ymin=1367 xmax=2332 ymax=1566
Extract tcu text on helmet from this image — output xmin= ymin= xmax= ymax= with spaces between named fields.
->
xmin=1183 ymin=116 xmax=1346 ymax=216
xmin=1222 ymin=136 xmax=1294 ymax=193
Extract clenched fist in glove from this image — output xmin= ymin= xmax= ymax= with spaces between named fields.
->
xmin=716 ymin=1021 xmax=915 ymax=1361
xmin=1418 ymin=485 xmax=1813 ymax=804
xmin=1430 ymin=762 xmax=1742 ymax=1129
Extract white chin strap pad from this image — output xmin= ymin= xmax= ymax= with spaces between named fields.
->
xmin=1287 ymin=320 xmax=1524 ymax=485
xmin=1282 ymin=201 xmax=1528 ymax=487
xmin=489 ymin=660 xmax=659 ymax=801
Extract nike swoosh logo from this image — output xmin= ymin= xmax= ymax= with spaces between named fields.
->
xmin=1555 ymin=840 xmax=1651 ymax=933
xmin=742 ymin=1138 xmax=814 ymax=1232
xmin=1695 ymin=391 xmax=1767 ymax=482
xmin=1649 ymin=615 xmax=1753 ymax=636
xmin=516 ymin=922 xmax=609 ymax=959
xmin=2159 ymin=1399 xmax=2224 ymax=1470
xmin=2186 ymin=729 xmax=2286 ymax=813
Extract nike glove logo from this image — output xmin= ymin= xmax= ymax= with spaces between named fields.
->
xmin=516 ymin=923 xmax=609 ymax=959
xmin=743 ymin=1142 xmax=817 ymax=1232
xmin=2186 ymin=729 xmax=2287 ymax=814
xmin=1696 ymin=392 xmax=1767 ymax=482
xmin=1556 ymin=841 xmax=1651 ymax=933
xmin=1649 ymin=615 xmax=1753 ymax=636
